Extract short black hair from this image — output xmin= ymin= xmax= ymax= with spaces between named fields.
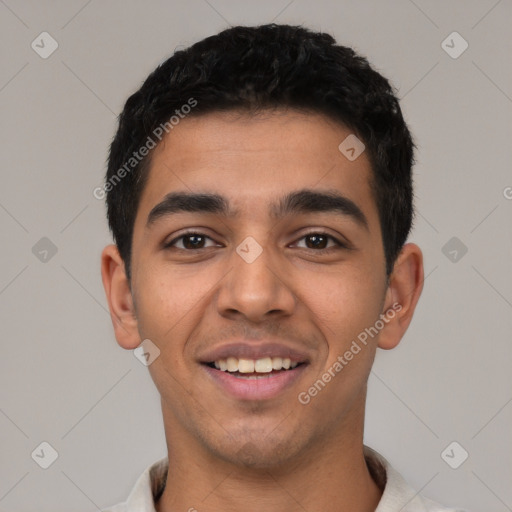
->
xmin=105 ymin=23 xmax=415 ymax=280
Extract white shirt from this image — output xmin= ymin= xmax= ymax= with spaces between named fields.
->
xmin=102 ymin=445 xmax=467 ymax=512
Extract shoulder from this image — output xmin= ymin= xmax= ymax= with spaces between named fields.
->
xmin=364 ymin=445 xmax=468 ymax=512
xmin=101 ymin=456 xmax=168 ymax=512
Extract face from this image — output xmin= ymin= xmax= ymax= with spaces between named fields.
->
xmin=105 ymin=109 xmax=420 ymax=469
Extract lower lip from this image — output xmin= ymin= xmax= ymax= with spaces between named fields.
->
xmin=201 ymin=364 xmax=307 ymax=401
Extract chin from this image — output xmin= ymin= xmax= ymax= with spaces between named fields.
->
xmin=209 ymin=431 xmax=306 ymax=470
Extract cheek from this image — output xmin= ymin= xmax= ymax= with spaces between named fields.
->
xmin=132 ymin=263 xmax=207 ymax=343
xmin=297 ymin=269 xmax=383 ymax=413
xmin=133 ymin=268 xmax=208 ymax=397
xmin=301 ymin=264 xmax=384 ymax=344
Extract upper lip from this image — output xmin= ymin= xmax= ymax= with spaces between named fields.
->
xmin=198 ymin=341 xmax=311 ymax=364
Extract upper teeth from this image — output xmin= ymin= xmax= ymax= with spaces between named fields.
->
xmin=214 ymin=357 xmax=298 ymax=373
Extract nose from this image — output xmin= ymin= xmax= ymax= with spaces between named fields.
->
xmin=215 ymin=237 xmax=296 ymax=323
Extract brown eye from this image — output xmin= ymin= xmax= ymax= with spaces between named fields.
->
xmin=182 ymin=234 xmax=206 ymax=249
xmin=304 ymin=234 xmax=329 ymax=249
xmin=165 ymin=233 xmax=216 ymax=250
xmin=294 ymin=233 xmax=343 ymax=251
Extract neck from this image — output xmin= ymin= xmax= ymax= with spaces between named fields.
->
xmin=155 ymin=400 xmax=383 ymax=512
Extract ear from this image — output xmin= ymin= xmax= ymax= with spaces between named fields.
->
xmin=101 ymin=244 xmax=140 ymax=350
xmin=378 ymin=243 xmax=424 ymax=350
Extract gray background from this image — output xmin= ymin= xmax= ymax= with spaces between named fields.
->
xmin=0 ymin=1 xmax=511 ymax=511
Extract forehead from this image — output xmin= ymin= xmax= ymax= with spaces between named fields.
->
xmin=135 ymin=109 xmax=378 ymax=226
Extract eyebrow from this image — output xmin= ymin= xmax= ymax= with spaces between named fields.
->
xmin=146 ymin=189 xmax=369 ymax=230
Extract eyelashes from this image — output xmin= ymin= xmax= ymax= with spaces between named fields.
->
xmin=163 ymin=231 xmax=349 ymax=252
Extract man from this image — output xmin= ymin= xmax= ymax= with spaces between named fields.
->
xmin=100 ymin=23 xmax=465 ymax=512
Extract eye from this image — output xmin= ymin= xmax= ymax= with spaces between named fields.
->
xmin=293 ymin=232 xmax=346 ymax=251
xmin=164 ymin=232 xmax=218 ymax=250
xmin=164 ymin=231 xmax=348 ymax=252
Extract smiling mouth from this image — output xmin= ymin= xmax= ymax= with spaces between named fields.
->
xmin=201 ymin=356 xmax=308 ymax=399
xmin=204 ymin=356 xmax=305 ymax=379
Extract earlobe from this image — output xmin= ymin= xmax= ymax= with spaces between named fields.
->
xmin=101 ymin=244 xmax=141 ymax=350
xmin=378 ymin=243 xmax=424 ymax=350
